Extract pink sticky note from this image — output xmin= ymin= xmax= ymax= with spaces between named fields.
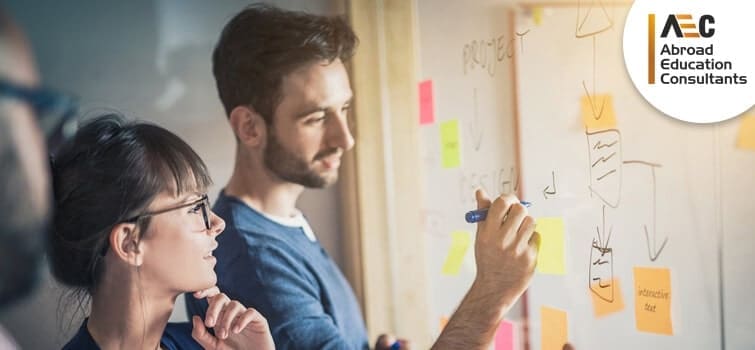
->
xmin=419 ymin=80 xmax=435 ymax=125
xmin=495 ymin=320 xmax=514 ymax=350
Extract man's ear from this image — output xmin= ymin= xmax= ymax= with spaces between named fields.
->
xmin=229 ymin=105 xmax=267 ymax=147
xmin=109 ymin=223 xmax=143 ymax=267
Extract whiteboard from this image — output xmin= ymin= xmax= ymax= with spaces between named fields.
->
xmin=417 ymin=0 xmax=527 ymax=347
xmin=513 ymin=3 xmax=753 ymax=349
xmin=417 ymin=1 xmax=754 ymax=349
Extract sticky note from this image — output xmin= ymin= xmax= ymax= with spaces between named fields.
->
xmin=533 ymin=7 xmax=544 ymax=26
xmin=541 ymin=306 xmax=568 ymax=350
xmin=441 ymin=231 xmax=470 ymax=275
xmin=536 ymin=217 xmax=566 ymax=275
xmin=590 ymin=278 xmax=625 ymax=317
xmin=440 ymin=119 xmax=462 ymax=168
xmin=495 ymin=320 xmax=514 ymax=350
xmin=439 ymin=316 xmax=449 ymax=332
xmin=736 ymin=114 xmax=755 ymax=150
xmin=419 ymin=80 xmax=435 ymax=125
xmin=581 ymin=94 xmax=617 ymax=131
xmin=634 ymin=267 xmax=673 ymax=335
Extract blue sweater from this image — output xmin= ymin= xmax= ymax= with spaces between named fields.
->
xmin=186 ymin=191 xmax=369 ymax=349
xmin=62 ymin=318 xmax=199 ymax=349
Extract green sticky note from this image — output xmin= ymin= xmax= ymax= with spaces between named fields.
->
xmin=439 ymin=120 xmax=461 ymax=168
xmin=536 ymin=217 xmax=566 ymax=275
xmin=441 ymin=231 xmax=471 ymax=275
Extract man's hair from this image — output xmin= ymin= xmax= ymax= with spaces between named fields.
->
xmin=212 ymin=3 xmax=358 ymax=123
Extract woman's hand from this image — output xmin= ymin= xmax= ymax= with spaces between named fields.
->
xmin=191 ymin=286 xmax=275 ymax=350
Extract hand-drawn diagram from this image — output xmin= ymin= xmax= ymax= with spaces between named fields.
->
xmin=624 ymin=160 xmax=667 ymax=261
xmin=590 ymin=205 xmax=614 ymax=302
xmin=457 ymin=166 xmax=519 ymax=205
xmin=542 ymin=170 xmax=557 ymax=199
xmin=575 ymin=0 xmax=615 ymax=38
xmin=468 ymin=88 xmax=484 ymax=151
xmin=574 ymin=1 xmax=668 ymax=301
xmin=587 ymin=129 xmax=622 ymax=208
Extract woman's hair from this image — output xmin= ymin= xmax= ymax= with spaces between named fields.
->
xmin=48 ymin=113 xmax=212 ymax=295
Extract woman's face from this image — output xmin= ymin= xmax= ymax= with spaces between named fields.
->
xmin=137 ymin=191 xmax=225 ymax=295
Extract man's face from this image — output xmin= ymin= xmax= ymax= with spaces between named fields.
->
xmin=263 ymin=59 xmax=354 ymax=188
xmin=0 ymin=20 xmax=49 ymax=309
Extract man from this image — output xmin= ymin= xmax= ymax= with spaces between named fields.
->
xmin=0 ymin=9 xmax=76 ymax=349
xmin=187 ymin=4 xmax=541 ymax=349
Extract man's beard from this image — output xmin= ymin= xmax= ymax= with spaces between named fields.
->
xmin=263 ymin=129 xmax=339 ymax=188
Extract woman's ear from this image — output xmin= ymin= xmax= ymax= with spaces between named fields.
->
xmin=229 ymin=105 xmax=267 ymax=148
xmin=109 ymin=223 xmax=144 ymax=267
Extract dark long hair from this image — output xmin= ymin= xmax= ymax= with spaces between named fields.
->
xmin=212 ymin=3 xmax=358 ymax=122
xmin=48 ymin=113 xmax=212 ymax=297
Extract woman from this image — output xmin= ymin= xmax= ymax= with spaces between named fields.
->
xmin=49 ymin=114 xmax=275 ymax=349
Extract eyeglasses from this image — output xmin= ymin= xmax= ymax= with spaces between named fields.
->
xmin=124 ymin=194 xmax=212 ymax=231
xmin=0 ymin=78 xmax=79 ymax=153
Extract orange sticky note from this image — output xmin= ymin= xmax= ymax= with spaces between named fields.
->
xmin=736 ymin=114 xmax=755 ymax=150
xmin=439 ymin=120 xmax=462 ymax=168
xmin=495 ymin=320 xmax=514 ymax=350
xmin=441 ymin=231 xmax=470 ymax=275
xmin=439 ymin=316 xmax=449 ymax=332
xmin=581 ymin=94 xmax=617 ymax=131
xmin=634 ymin=267 xmax=673 ymax=335
xmin=419 ymin=80 xmax=435 ymax=125
xmin=541 ymin=306 xmax=568 ymax=350
xmin=590 ymin=278 xmax=625 ymax=317
xmin=536 ymin=217 xmax=566 ymax=275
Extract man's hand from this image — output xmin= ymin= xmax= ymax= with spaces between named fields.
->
xmin=430 ymin=189 xmax=540 ymax=350
xmin=191 ymin=286 xmax=275 ymax=350
xmin=374 ymin=334 xmax=410 ymax=350
xmin=472 ymin=189 xmax=540 ymax=311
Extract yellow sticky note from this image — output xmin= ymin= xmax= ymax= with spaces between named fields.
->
xmin=590 ymin=278 xmax=625 ymax=317
xmin=440 ymin=120 xmax=461 ymax=168
xmin=634 ymin=267 xmax=673 ymax=335
xmin=533 ymin=7 xmax=544 ymax=26
xmin=581 ymin=94 xmax=617 ymax=131
xmin=441 ymin=231 xmax=471 ymax=275
xmin=736 ymin=114 xmax=755 ymax=150
xmin=541 ymin=306 xmax=568 ymax=350
xmin=536 ymin=217 xmax=565 ymax=275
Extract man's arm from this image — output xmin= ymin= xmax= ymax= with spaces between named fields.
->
xmin=432 ymin=190 xmax=540 ymax=350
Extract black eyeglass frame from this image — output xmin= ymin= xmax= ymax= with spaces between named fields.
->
xmin=124 ymin=194 xmax=212 ymax=231
xmin=0 ymin=78 xmax=79 ymax=151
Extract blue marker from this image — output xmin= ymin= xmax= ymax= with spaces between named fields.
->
xmin=465 ymin=201 xmax=532 ymax=223
xmin=389 ymin=341 xmax=401 ymax=350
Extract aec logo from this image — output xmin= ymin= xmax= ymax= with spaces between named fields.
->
xmin=658 ymin=14 xmax=715 ymax=38
xmin=624 ymin=0 xmax=753 ymax=124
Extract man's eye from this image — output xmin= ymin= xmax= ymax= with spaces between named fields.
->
xmin=308 ymin=116 xmax=327 ymax=124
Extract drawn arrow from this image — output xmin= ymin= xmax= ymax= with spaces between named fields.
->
xmin=642 ymin=165 xmax=668 ymax=262
xmin=582 ymin=80 xmax=606 ymax=121
xmin=595 ymin=204 xmax=612 ymax=251
xmin=469 ymin=88 xmax=484 ymax=151
xmin=542 ymin=170 xmax=557 ymax=199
